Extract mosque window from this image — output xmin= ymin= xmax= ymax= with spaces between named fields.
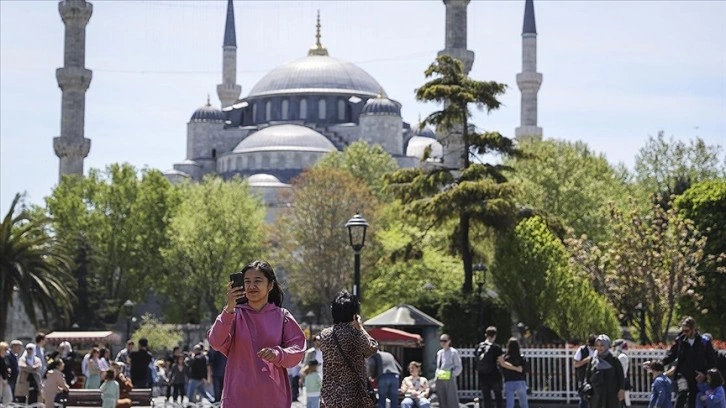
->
xmin=252 ymin=104 xmax=257 ymax=122
xmin=236 ymin=156 xmax=242 ymax=170
xmin=211 ymin=148 xmax=217 ymax=159
xmin=265 ymin=101 xmax=272 ymax=122
xmin=300 ymin=99 xmax=307 ymax=120
xmin=282 ymin=99 xmax=289 ymax=120
xmin=337 ymin=100 xmax=346 ymax=121
xmin=262 ymin=153 xmax=271 ymax=168
xmin=248 ymin=156 xmax=256 ymax=169
xmin=318 ymin=99 xmax=326 ymax=120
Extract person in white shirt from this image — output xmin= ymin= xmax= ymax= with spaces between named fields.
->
xmin=574 ymin=335 xmax=597 ymax=408
xmin=303 ymin=335 xmax=324 ymax=380
xmin=613 ymin=339 xmax=631 ymax=407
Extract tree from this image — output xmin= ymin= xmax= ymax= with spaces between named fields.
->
xmin=567 ymin=201 xmax=707 ymax=343
xmin=46 ymin=164 xmax=179 ymax=326
xmin=634 ymin=131 xmax=724 ymax=201
xmin=506 ymin=139 xmax=632 ymax=242
xmin=130 ymin=313 xmax=184 ymax=352
xmin=161 ymin=176 xmax=265 ymax=322
xmin=0 ymin=193 xmax=76 ymax=340
xmin=315 ymin=140 xmax=399 ymax=202
xmin=675 ymin=179 xmax=726 ymax=338
xmin=385 ymin=55 xmax=520 ymax=294
xmin=270 ymin=167 xmax=379 ymax=320
xmin=493 ymin=215 xmax=619 ymax=341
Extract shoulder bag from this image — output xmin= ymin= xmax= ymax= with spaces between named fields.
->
xmin=332 ymin=328 xmax=378 ymax=403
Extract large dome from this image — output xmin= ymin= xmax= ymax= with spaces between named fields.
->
xmin=232 ymin=124 xmax=337 ymax=153
xmin=248 ymin=55 xmax=385 ymax=97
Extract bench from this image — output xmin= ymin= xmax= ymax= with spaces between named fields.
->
xmin=65 ymin=388 xmax=154 ymax=407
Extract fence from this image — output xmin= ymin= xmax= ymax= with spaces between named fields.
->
xmin=455 ymin=345 xmax=668 ymax=404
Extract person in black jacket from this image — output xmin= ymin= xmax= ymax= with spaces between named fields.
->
xmin=644 ymin=317 xmax=717 ymax=408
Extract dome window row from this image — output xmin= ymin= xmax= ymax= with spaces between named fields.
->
xmin=235 ymin=96 xmax=360 ymax=126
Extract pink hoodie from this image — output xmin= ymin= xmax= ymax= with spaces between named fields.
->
xmin=208 ymin=303 xmax=306 ymax=408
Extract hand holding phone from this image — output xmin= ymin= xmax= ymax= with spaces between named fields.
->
xmin=229 ymin=272 xmax=247 ymax=305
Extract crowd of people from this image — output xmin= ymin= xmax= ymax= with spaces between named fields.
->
xmin=3 ymin=260 xmax=726 ymax=408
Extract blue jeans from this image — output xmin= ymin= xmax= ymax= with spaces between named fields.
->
xmin=401 ymin=396 xmax=431 ymax=408
xmin=378 ymin=373 xmax=400 ymax=408
xmin=186 ymin=378 xmax=213 ymax=403
xmin=307 ymin=395 xmax=321 ymax=408
xmin=505 ymin=381 xmax=529 ymax=408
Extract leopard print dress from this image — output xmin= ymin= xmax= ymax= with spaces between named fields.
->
xmin=319 ymin=323 xmax=379 ymax=408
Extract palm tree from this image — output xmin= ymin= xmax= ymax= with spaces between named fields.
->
xmin=386 ymin=55 xmax=522 ymax=293
xmin=0 ymin=193 xmax=76 ymax=340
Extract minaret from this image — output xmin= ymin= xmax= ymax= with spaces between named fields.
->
xmin=515 ymin=0 xmax=543 ymax=141
xmin=53 ymin=0 xmax=93 ymax=181
xmin=217 ymin=0 xmax=241 ymax=108
xmin=437 ymin=0 xmax=475 ymax=168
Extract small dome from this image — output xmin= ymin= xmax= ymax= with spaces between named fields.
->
xmin=406 ymin=136 xmax=443 ymax=159
xmin=247 ymin=174 xmax=290 ymax=187
xmin=233 ymin=124 xmax=337 ymax=153
xmin=190 ymin=97 xmax=225 ymax=122
xmin=361 ymin=95 xmax=401 ymax=116
xmin=411 ymin=123 xmax=436 ymax=138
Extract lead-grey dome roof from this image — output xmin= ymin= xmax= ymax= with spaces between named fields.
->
xmin=233 ymin=124 xmax=337 ymax=153
xmin=190 ymin=100 xmax=225 ymax=122
xmin=361 ymin=95 xmax=401 ymax=116
xmin=248 ymin=55 xmax=385 ymax=97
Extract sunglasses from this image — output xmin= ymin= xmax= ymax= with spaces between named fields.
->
xmin=440 ymin=339 xmax=449 ymax=343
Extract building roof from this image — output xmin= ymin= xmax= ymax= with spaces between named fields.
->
xmin=523 ymin=0 xmax=537 ymax=34
xmin=361 ymin=94 xmax=401 ymax=116
xmin=223 ymin=0 xmax=236 ymax=47
xmin=248 ymin=55 xmax=385 ymax=97
xmin=191 ymin=97 xmax=225 ymax=122
xmin=406 ymin=136 xmax=443 ymax=159
xmin=247 ymin=173 xmax=290 ymax=187
xmin=411 ymin=122 xmax=437 ymax=139
xmin=364 ymin=304 xmax=444 ymax=327
xmin=232 ymin=124 xmax=337 ymax=153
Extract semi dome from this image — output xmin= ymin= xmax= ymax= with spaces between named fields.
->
xmin=411 ymin=123 xmax=436 ymax=138
xmin=190 ymin=98 xmax=225 ymax=122
xmin=233 ymin=124 xmax=337 ymax=153
xmin=247 ymin=173 xmax=289 ymax=187
xmin=248 ymin=55 xmax=385 ymax=97
xmin=406 ymin=136 xmax=443 ymax=160
xmin=361 ymin=95 xmax=401 ymax=116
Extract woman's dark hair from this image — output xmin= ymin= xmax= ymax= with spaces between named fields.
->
xmin=707 ymin=368 xmax=724 ymax=388
xmin=105 ymin=369 xmax=115 ymax=381
xmin=506 ymin=337 xmax=521 ymax=359
xmin=331 ymin=290 xmax=360 ymax=323
xmin=241 ymin=260 xmax=283 ymax=307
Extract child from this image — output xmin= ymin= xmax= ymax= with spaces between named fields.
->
xmin=100 ymin=369 xmax=120 ymax=408
xmin=301 ymin=359 xmax=322 ymax=408
xmin=696 ymin=368 xmax=726 ymax=408
xmin=648 ymin=360 xmax=673 ymax=408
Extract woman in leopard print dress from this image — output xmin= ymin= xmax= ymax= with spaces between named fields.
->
xmin=319 ymin=290 xmax=379 ymax=408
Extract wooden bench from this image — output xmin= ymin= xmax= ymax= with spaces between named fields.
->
xmin=65 ymin=388 xmax=154 ymax=407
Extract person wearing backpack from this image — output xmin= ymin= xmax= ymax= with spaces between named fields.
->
xmin=476 ymin=327 xmax=504 ymax=408
xmin=576 ymin=335 xmax=598 ymax=408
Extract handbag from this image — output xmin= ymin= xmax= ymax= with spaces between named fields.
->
xmin=332 ymin=329 xmax=378 ymax=403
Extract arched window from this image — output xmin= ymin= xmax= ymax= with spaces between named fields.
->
xmin=337 ymin=100 xmax=346 ymax=121
xmin=282 ymin=99 xmax=289 ymax=120
xmin=236 ymin=156 xmax=242 ymax=170
xmin=318 ymin=99 xmax=326 ymax=120
xmin=248 ymin=156 xmax=256 ymax=169
xmin=252 ymin=104 xmax=257 ymax=122
xmin=265 ymin=101 xmax=272 ymax=122
xmin=299 ymin=99 xmax=307 ymax=120
xmin=211 ymin=148 xmax=217 ymax=159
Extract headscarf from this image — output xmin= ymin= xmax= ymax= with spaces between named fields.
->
xmin=21 ymin=343 xmax=37 ymax=366
xmin=594 ymin=334 xmax=613 ymax=370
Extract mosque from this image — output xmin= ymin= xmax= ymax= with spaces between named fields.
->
xmin=53 ymin=0 xmax=543 ymax=220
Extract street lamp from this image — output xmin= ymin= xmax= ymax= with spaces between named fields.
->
xmin=304 ymin=311 xmax=316 ymax=342
xmin=345 ymin=212 xmax=369 ymax=301
xmin=123 ymin=299 xmax=135 ymax=341
xmin=473 ymin=263 xmax=487 ymax=340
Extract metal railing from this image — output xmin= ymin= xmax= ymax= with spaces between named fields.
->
xmin=455 ymin=345 xmax=668 ymax=403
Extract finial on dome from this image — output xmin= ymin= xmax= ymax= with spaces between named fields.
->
xmin=308 ymin=10 xmax=329 ymax=56
xmin=206 ymin=93 xmax=211 ymax=106
xmin=377 ymin=87 xmax=384 ymax=98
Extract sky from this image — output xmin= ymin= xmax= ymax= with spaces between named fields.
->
xmin=1 ymin=0 xmax=725 ymax=213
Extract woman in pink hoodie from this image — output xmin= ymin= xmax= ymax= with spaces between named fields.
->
xmin=209 ymin=260 xmax=306 ymax=407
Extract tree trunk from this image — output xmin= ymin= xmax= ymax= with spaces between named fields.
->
xmin=461 ymin=212 xmax=473 ymax=294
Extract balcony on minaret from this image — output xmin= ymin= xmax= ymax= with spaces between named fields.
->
xmin=516 ymin=72 xmax=542 ymax=92
xmin=56 ymin=67 xmax=92 ymax=92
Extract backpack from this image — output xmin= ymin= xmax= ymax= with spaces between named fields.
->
xmin=476 ymin=341 xmax=497 ymax=374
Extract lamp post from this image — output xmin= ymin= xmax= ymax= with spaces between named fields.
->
xmin=473 ymin=263 xmax=487 ymax=340
xmin=304 ymin=310 xmax=316 ymax=341
xmin=345 ymin=212 xmax=369 ymax=301
xmin=123 ymin=299 xmax=135 ymax=341
xmin=635 ymin=302 xmax=647 ymax=345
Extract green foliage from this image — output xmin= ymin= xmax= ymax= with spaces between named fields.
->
xmin=0 ymin=193 xmax=76 ymax=340
xmin=386 ymin=55 xmax=520 ymax=294
xmin=567 ymin=201 xmax=707 ymax=343
xmin=315 ymin=140 xmax=399 ymax=202
xmin=161 ymin=176 xmax=265 ymax=323
xmin=675 ymin=179 xmax=726 ymax=337
xmin=507 ymin=139 xmax=633 ymax=242
xmin=493 ymin=216 xmax=618 ymax=341
xmin=131 ymin=313 xmax=183 ymax=353
xmin=438 ymin=292 xmax=510 ymax=346
xmin=270 ymin=167 xmax=380 ymax=320
xmin=635 ymin=131 xmax=724 ymax=198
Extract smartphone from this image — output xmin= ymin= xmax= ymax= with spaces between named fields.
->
xmin=229 ymin=272 xmax=247 ymax=304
